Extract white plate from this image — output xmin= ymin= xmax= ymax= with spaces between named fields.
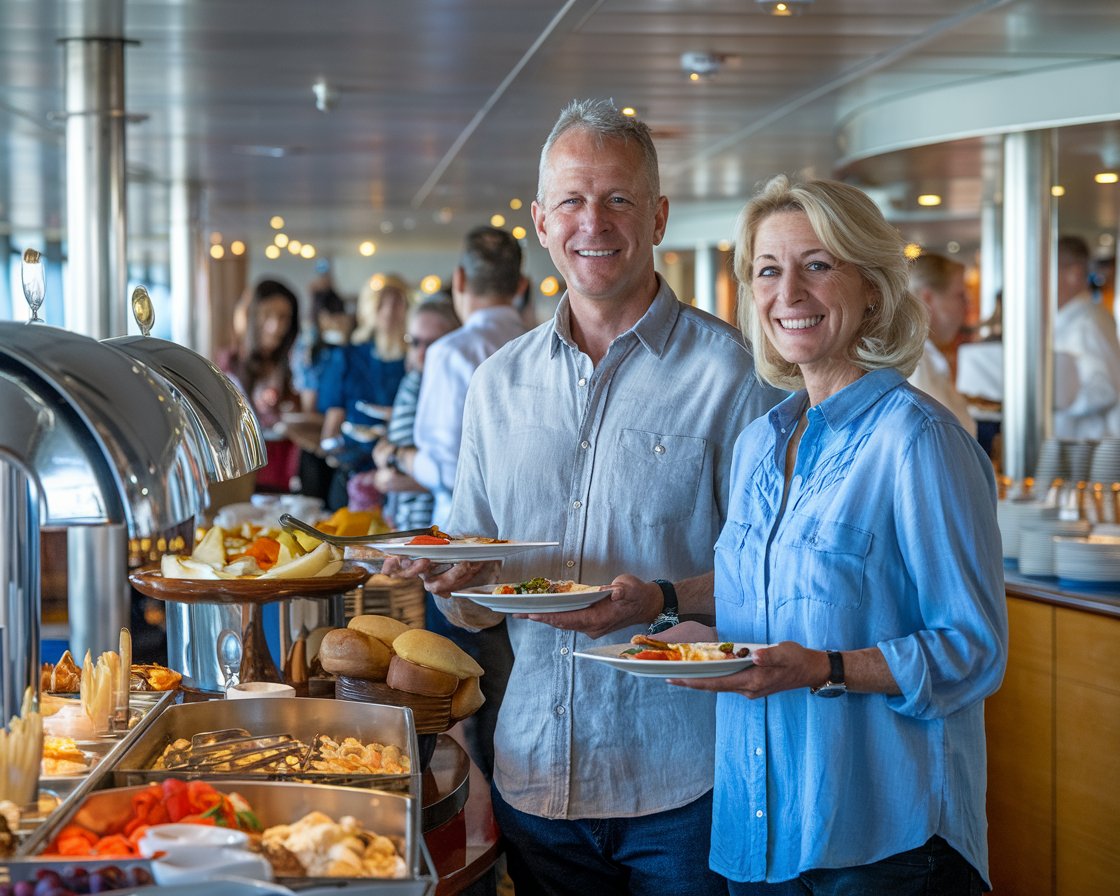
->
xmin=451 ymin=583 xmax=610 ymax=613
xmin=575 ymin=642 xmax=765 ymax=678
xmin=375 ymin=539 xmax=559 ymax=562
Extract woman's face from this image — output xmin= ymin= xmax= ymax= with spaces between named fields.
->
xmin=752 ymin=210 xmax=875 ymax=399
xmin=377 ymin=288 xmax=407 ymax=334
xmin=256 ymin=294 xmax=294 ymax=353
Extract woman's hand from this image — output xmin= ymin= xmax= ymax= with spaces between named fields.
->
xmin=668 ymin=641 xmax=829 ymax=698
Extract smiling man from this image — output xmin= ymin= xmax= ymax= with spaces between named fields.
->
xmin=383 ymin=99 xmax=783 ymax=895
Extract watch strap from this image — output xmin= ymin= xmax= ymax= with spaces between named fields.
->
xmin=810 ymin=649 xmax=847 ymax=697
xmin=647 ymin=579 xmax=680 ymax=635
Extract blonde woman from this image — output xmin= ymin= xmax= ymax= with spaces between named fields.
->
xmin=317 ymin=274 xmax=409 ymax=508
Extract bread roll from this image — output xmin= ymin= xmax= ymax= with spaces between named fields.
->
xmin=386 ymin=655 xmax=459 ymax=697
xmin=348 ymin=614 xmax=411 ymax=649
xmin=391 ymin=628 xmax=484 ymax=680
xmin=318 ymin=628 xmax=391 ymax=680
xmin=450 ymin=676 xmax=485 ymax=720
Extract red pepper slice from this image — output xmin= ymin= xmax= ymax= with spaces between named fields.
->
xmin=408 ymin=534 xmax=450 ymax=545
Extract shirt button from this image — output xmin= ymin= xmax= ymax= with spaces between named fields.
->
xmin=556 ymin=705 xmax=566 ymax=716
xmin=572 ymin=500 xmax=582 ymax=509
xmin=653 ymin=444 xmax=665 ymax=455
xmin=578 ymin=377 xmax=587 ymax=387
xmin=755 ymin=809 xmax=764 ymax=818
xmin=560 ymin=646 xmax=570 ymax=656
xmin=754 ymin=747 xmax=763 ymax=756
xmin=565 ymin=560 xmax=575 ymax=568
xmin=580 ymin=440 xmax=590 ymax=449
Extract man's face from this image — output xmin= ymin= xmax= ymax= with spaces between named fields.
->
xmin=405 ymin=311 xmax=453 ymax=372
xmin=924 ymin=269 xmax=967 ymax=348
xmin=531 ymin=129 xmax=667 ymax=307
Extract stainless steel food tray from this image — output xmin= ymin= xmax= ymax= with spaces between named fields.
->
xmin=9 ymin=780 xmax=436 ymax=894
xmin=110 ymin=697 xmax=420 ymax=795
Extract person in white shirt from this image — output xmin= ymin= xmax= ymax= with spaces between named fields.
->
xmin=1053 ymin=234 xmax=1120 ymax=439
xmin=908 ymin=253 xmax=978 ymax=437
xmin=391 ymin=224 xmax=529 ymax=781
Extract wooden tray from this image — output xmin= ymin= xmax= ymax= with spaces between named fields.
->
xmin=129 ymin=562 xmax=370 ymax=605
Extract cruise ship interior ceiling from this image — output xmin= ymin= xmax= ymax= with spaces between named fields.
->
xmin=2 ymin=0 xmax=1120 ymax=269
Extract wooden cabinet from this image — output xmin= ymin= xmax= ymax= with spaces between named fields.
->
xmin=987 ymin=590 xmax=1120 ymax=895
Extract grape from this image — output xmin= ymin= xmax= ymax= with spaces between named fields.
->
xmin=125 ymin=866 xmax=152 ymax=887
xmin=33 ymin=876 xmax=63 ymax=896
xmin=13 ymin=882 xmax=35 ymax=896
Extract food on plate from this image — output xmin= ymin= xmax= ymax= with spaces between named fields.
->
xmin=41 ymin=648 xmax=82 ymax=693
xmin=259 ymin=810 xmax=406 ymax=879
xmin=405 ymin=528 xmax=507 ymax=546
xmin=159 ymin=524 xmax=343 ymax=580
xmin=620 ymin=635 xmax=752 ymax=662
xmin=319 ymin=628 xmax=391 ymax=679
xmin=492 ymin=577 xmax=597 ymax=595
xmin=347 ymin=614 xmax=411 ymax=648
xmin=42 ymin=735 xmax=89 ymax=777
xmin=392 ymin=628 xmax=484 ymax=680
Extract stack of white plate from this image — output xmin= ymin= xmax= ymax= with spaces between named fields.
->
xmin=1017 ymin=519 xmax=1092 ymax=578
xmin=997 ymin=499 xmax=1058 ymax=564
xmin=1032 ymin=438 xmax=1067 ymax=488
xmin=1053 ymin=535 xmax=1120 ymax=589
xmin=1089 ymin=438 xmax=1120 ymax=483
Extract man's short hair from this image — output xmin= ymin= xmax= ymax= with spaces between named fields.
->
xmin=1058 ymin=234 xmax=1091 ymax=270
xmin=460 ymin=225 xmax=522 ymax=299
xmin=909 ymin=253 xmax=965 ymax=294
xmin=537 ymin=98 xmax=661 ymax=206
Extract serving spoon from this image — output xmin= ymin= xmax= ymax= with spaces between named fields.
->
xmin=277 ymin=513 xmax=447 ymax=546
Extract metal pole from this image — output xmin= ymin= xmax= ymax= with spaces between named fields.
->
xmin=62 ymin=35 xmax=130 ymax=339
xmin=1002 ymin=130 xmax=1055 ymax=482
xmin=169 ymin=179 xmax=204 ymax=351
xmin=0 ymin=463 xmax=40 ymax=722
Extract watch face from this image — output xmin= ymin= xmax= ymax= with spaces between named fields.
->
xmin=813 ymin=684 xmax=847 ymax=698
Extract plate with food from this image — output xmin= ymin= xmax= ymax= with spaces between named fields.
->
xmin=575 ymin=635 xmax=765 ymax=678
xmin=375 ymin=534 xmax=559 ymax=562
xmin=451 ymin=578 xmax=610 ymax=613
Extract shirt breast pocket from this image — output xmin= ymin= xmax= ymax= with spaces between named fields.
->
xmin=609 ymin=429 xmax=706 ymax=526
xmin=773 ymin=513 xmax=872 ymax=611
xmin=714 ymin=521 xmax=751 ymax=607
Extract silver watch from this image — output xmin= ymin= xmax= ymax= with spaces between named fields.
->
xmin=810 ymin=649 xmax=847 ymax=698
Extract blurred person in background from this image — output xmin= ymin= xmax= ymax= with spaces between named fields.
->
xmin=366 ymin=295 xmax=461 ymax=530
xmin=317 ymin=274 xmax=409 ymax=509
xmin=216 ymin=277 xmax=301 ymax=493
xmin=907 ymin=252 xmax=977 ymax=437
xmin=286 ymin=284 xmax=354 ymax=503
xmin=1053 ymin=234 xmax=1120 ymax=439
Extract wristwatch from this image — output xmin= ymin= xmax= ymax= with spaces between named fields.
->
xmin=810 ymin=650 xmax=847 ymax=698
xmin=385 ymin=446 xmax=402 ymax=473
xmin=647 ymin=579 xmax=680 ymax=635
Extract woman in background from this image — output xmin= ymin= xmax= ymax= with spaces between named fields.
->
xmin=317 ymin=274 xmax=409 ymax=509
xmin=217 ymin=277 xmax=301 ymax=493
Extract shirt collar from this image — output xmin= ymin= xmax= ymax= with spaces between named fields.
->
xmin=768 ymin=367 xmax=904 ymax=434
xmin=549 ymin=274 xmax=680 ymax=359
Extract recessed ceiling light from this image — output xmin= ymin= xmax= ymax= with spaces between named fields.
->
xmin=1094 ymin=172 xmax=1119 ymax=184
xmin=904 ymin=243 xmax=922 ymax=259
xmin=917 ymin=194 xmax=942 ymax=207
xmin=491 ymin=214 xmax=506 ymax=228
xmin=1051 ymin=185 xmax=1066 ymax=197
xmin=757 ymin=0 xmax=813 ymax=16
xmin=359 ymin=241 xmax=376 ymax=257
xmin=269 ymin=216 xmax=285 ymax=229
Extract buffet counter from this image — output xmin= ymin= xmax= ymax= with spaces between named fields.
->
xmin=986 ymin=574 xmax=1120 ymax=895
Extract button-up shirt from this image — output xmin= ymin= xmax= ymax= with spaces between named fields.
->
xmin=711 ymin=368 xmax=1007 ymax=885
xmin=445 ymin=278 xmax=784 ymax=819
xmin=412 ymin=304 xmax=529 ymax=525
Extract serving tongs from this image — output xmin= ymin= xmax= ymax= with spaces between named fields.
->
xmin=163 ymin=727 xmax=307 ymax=772
xmin=278 ymin=513 xmax=450 ymax=546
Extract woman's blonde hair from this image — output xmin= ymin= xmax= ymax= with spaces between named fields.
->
xmin=734 ymin=175 xmax=928 ymax=391
xmin=353 ymin=273 xmax=410 ymax=361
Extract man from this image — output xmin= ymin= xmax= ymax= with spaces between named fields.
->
xmin=390 ymin=226 xmax=529 ymax=781
xmin=385 ymin=99 xmax=782 ymax=895
xmin=907 ymin=252 xmax=977 ymax=436
xmin=1052 ymin=234 xmax=1120 ymax=438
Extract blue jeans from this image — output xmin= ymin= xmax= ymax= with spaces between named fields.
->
xmin=726 ymin=836 xmax=984 ymax=896
xmin=491 ymin=785 xmax=728 ymax=896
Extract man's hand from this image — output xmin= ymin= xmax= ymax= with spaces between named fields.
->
xmin=372 ymin=439 xmax=396 ymax=469
xmin=516 ymin=574 xmax=662 ymax=640
xmin=380 ymin=556 xmax=499 ymax=597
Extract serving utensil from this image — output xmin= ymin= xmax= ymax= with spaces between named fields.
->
xmin=278 ymin=513 xmax=445 ymax=546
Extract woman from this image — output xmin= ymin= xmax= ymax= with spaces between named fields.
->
xmin=316 ymin=274 xmax=408 ymax=509
xmin=217 ymin=278 xmax=301 ymax=492
xmin=671 ymin=176 xmax=1008 ymax=894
